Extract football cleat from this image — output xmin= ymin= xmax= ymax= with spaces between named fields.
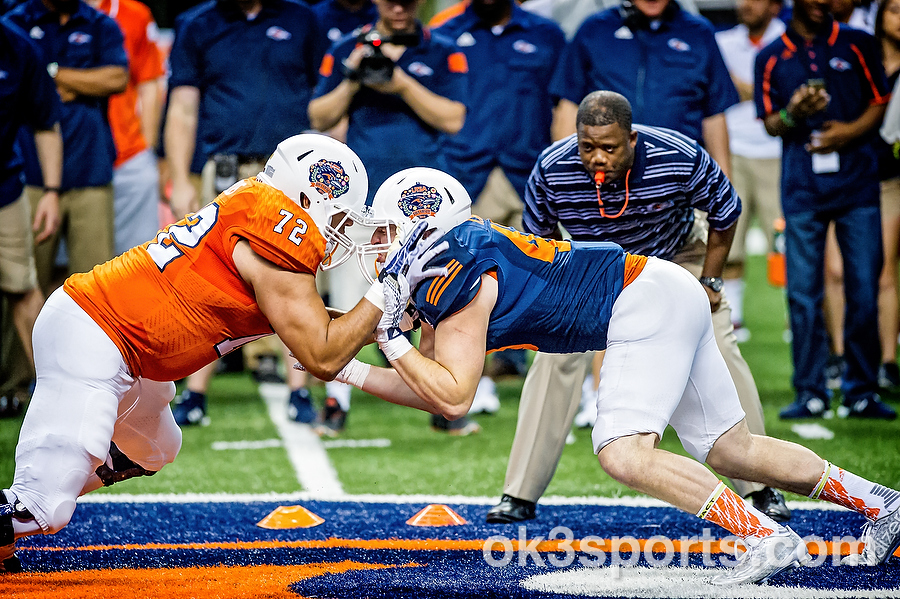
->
xmin=0 ymin=491 xmax=29 ymax=574
xmin=287 ymin=388 xmax=316 ymax=424
xmin=711 ymin=527 xmax=809 ymax=585
xmin=95 ymin=442 xmax=157 ymax=487
xmin=747 ymin=488 xmax=791 ymax=523
xmin=842 ymin=507 xmax=900 ymax=566
xmin=172 ymin=390 xmax=210 ymax=426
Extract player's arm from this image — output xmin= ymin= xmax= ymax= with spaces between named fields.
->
xmin=381 ymin=273 xmax=497 ymax=419
xmin=233 ymin=240 xmax=381 ymax=380
xmin=551 ymin=98 xmax=578 ymax=141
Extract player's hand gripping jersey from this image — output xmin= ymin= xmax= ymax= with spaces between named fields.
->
xmin=64 ymin=179 xmax=326 ymax=381
xmin=413 ymin=216 xmax=647 ymax=354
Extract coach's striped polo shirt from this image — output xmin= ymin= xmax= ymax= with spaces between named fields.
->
xmin=523 ymin=125 xmax=741 ymax=260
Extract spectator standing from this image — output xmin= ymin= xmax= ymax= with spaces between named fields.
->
xmin=716 ymin=0 xmax=786 ymax=341
xmin=312 ymin=0 xmax=376 ymax=53
xmin=0 ymin=19 xmax=62 ymax=416
xmin=3 ymin=0 xmax=127 ymax=294
xmin=309 ymin=0 xmax=469 ymax=432
xmin=433 ymin=0 xmax=564 ymax=390
xmin=487 ymin=92 xmax=790 ymax=525
xmin=164 ymin=0 xmax=324 ymax=427
xmin=308 ymin=0 xmax=468 ymax=197
xmin=875 ymin=0 xmax=900 ymax=391
xmin=756 ymin=0 xmax=893 ymax=419
xmin=87 ymin=0 xmax=165 ymax=256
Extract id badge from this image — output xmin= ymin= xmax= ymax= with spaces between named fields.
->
xmin=812 ymin=152 xmax=840 ymax=174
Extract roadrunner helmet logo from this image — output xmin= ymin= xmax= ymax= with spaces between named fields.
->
xmin=398 ymin=183 xmax=442 ymax=220
xmin=309 ymin=159 xmax=350 ymax=200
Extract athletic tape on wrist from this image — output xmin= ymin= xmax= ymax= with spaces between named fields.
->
xmin=337 ymin=359 xmax=371 ymax=388
xmin=379 ymin=335 xmax=413 ymax=362
xmin=364 ymin=281 xmax=386 ymax=311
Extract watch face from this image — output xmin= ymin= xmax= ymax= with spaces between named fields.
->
xmin=702 ymin=277 xmax=723 ymax=292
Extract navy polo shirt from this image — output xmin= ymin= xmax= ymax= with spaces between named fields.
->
xmin=311 ymin=0 xmax=376 ymax=55
xmin=435 ymin=4 xmax=564 ymax=199
xmin=313 ymin=24 xmax=468 ymax=197
xmin=549 ymin=2 xmax=738 ymax=143
xmin=3 ymin=0 xmax=126 ymax=190
xmin=168 ymin=0 xmax=322 ymax=159
xmin=0 ymin=20 xmax=61 ymax=208
xmin=755 ymin=20 xmax=891 ymax=214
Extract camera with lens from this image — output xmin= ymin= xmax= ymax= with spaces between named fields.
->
xmin=347 ymin=29 xmax=419 ymax=86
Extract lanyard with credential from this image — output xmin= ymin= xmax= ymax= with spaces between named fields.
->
xmin=594 ymin=169 xmax=631 ymax=219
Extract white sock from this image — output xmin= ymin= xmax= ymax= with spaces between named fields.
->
xmin=723 ymin=278 xmax=744 ymax=325
xmin=325 ymin=381 xmax=352 ymax=412
xmin=476 ymin=376 xmax=496 ymax=397
xmin=811 ymin=461 xmax=900 ymax=520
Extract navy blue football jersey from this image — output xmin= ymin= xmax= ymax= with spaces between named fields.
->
xmin=412 ymin=217 xmax=630 ymax=353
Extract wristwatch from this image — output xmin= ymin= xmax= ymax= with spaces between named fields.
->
xmin=699 ymin=276 xmax=724 ymax=293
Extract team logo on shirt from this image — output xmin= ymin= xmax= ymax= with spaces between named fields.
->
xmin=456 ymin=32 xmax=476 ymax=47
xmin=829 ymin=57 xmax=851 ymax=72
xmin=667 ymin=38 xmax=690 ymax=52
xmin=266 ymin=26 xmax=292 ymax=41
xmin=407 ymin=62 xmax=434 ymax=77
xmin=513 ymin=40 xmax=537 ymax=54
xmin=68 ymin=32 xmax=92 ymax=45
xmin=309 ymin=160 xmax=350 ymax=200
xmin=398 ymin=183 xmax=442 ymax=220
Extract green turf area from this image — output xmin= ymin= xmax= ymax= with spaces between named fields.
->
xmin=1 ymin=255 xmax=898 ymax=498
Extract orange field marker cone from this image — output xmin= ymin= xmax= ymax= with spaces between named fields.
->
xmin=406 ymin=504 xmax=467 ymax=527
xmin=257 ymin=505 xmax=325 ymax=529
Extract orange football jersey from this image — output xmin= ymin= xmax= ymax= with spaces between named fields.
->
xmin=65 ymin=179 xmax=326 ymax=381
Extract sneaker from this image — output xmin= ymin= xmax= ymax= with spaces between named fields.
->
xmin=824 ymin=355 xmax=845 ymax=390
xmin=842 ymin=507 xmax=900 ymax=566
xmin=779 ymin=393 xmax=830 ymax=419
xmin=431 ymin=413 xmax=480 ymax=436
xmin=747 ymin=488 xmax=791 ymax=523
xmin=0 ymin=392 xmax=23 ymax=419
xmin=711 ymin=527 xmax=810 ymax=585
xmin=468 ymin=378 xmax=500 ymax=415
xmin=837 ymin=395 xmax=897 ymax=420
xmin=878 ymin=363 xmax=900 ymax=394
xmin=287 ymin=388 xmax=316 ymax=424
xmin=314 ymin=397 xmax=347 ymax=438
xmin=172 ymin=390 xmax=210 ymax=426
xmin=1 ymin=491 xmax=22 ymax=574
xmin=252 ymin=354 xmax=285 ymax=384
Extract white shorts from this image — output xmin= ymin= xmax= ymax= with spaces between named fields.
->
xmin=11 ymin=289 xmax=180 ymax=534
xmin=591 ymin=257 xmax=746 ymax=462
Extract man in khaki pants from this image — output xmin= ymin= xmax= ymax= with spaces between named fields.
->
xmin=488 ymin=91 xmax=790 ymax=524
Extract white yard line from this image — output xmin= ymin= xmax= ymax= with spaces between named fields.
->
xmin=256 ymin=382 xmax=344 ymax=498
xmin=791 ymin=423 xmax=835 ymax=440
xmin=211 ymin=438 xmax=392 ymax=450
xmin=78 ymin=492 xmax=850 ymax=511
xmin=523 ymin=567 xmax=899 ymax=598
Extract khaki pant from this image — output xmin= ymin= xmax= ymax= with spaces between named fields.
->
xmin=202 ymin=158 xmax=283 ymax=369
xmin=471 ymin=167 xmax=524 ymax=230
xmin=26 ymin=185 xmax=114 ymax=296
xmin=727 ymin=155 xmax=782 ymax=263
xmin=504 ymin=214 xmax=767 ymax=501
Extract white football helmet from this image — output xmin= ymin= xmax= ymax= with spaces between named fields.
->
xmin=355 ymin=167 xmax=472 ymax=283
xmin=256 ymin=133 xmax=368 ymax=270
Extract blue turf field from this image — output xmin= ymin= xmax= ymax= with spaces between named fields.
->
xmin=8 ymin=498 xmax=900 ymax=598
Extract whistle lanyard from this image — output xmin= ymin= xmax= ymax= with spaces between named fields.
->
xmin=595 ymin=169 xmax=631 ymax=219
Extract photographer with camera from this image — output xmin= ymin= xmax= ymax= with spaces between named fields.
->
xmin=308 ymin=0 xmax=468 ymax=198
